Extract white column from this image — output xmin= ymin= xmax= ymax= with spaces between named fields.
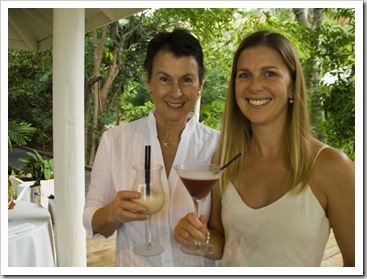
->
xmin=53 ymin=9 xmax=86 ymax=267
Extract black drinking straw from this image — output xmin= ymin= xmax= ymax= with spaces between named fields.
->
xmin=218 ymin=153 xmax=242 ymax=171
xmin=145 ymin=145 xmax=151 ymax=195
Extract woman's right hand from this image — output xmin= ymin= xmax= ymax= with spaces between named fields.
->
xmin=174 ymin=212 xmax=208 ymax=246
xmin=92 ymin=190 xmax=149 ymax=237
xmin=107 ymin=190 xmax=150 ymax=224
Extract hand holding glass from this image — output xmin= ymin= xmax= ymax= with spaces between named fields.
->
xmin=174 ymin=164 xmax=224 ymax=256
xmin=132 ymin=164 xmax=166 ymax=256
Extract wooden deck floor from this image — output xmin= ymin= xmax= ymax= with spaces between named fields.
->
xmin=86 ymin=230 xmax=342 ymax=267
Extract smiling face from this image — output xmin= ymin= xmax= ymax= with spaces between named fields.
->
xmin=235 ymin=46 xmax=294 ymax=128
xmin=146 ymin=51 xmax=202 ymax=124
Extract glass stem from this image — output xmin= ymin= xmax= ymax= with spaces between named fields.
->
xmin=145 ymin=215 xmax=152 ymax=248
xmin=194 ymin=198 xmax=205 ymax=219
xmin=194 ymin=198 xmax=205 ymax=246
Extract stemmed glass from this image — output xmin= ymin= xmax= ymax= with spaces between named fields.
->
xmin=132 ymin=163 xmax=166 ymax=256
xmin=174 ymin=164 xmax=224 ymax=256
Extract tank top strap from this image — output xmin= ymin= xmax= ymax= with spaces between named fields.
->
xmin=311 ymin=145 xmax=330 ymax=169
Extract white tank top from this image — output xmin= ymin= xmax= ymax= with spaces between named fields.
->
xmin=218 ymin=148 xmax=331 ymax=267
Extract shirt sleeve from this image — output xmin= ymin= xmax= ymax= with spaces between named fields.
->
xmin=83 ymin=130 xmax=115 ymax=239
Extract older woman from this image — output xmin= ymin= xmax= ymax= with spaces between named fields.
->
xmin=83 ymin=29 xmax=219 ymax=266
xmin=174 ymin=30 xmax=355 ymax=267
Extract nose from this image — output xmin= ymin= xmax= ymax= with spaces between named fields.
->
xmin=171 ymin=82 xmax=183 ymax=97
xmin=249 ymin=76 xmax=263 ymax=92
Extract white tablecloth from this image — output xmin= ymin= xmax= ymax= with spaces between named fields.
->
xmin=8 ymin=200 xmax=57 ymax=267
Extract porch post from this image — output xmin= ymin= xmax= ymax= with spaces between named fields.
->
xmin=53 ymin=8 xmax=86 ymax=267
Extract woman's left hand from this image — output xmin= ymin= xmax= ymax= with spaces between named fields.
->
xmin=174 ymin=212 xmax=208 ymax=246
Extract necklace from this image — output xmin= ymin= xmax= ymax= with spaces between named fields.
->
xmin=161 ymin=140 xmax=178 ymax=149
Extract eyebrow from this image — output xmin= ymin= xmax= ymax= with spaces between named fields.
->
xmin=237 ymin=66 xmax=279 ymax=71
xmin=155 ymin=71 xmax=196 ymax=78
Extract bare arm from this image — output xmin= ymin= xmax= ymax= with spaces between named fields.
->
xmin=314 ymin=148 xmax=355 ymax=266
xmin=92 ymin=190 xmax=149 ymax=237
xmin=206 ymin=187 xmax=225 ymax=260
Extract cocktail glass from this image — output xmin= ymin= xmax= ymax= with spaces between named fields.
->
xmin=174 ymin=164 xmax=223 ymax=256
xmin=132 ymin=164 xmax=166 ymax=256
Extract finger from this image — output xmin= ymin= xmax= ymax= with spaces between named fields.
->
xmin=184 ymin=222 xmax=206 ymax=242
xmin=122 ymin=199 xmax=148 ymax=213
xmin=199 ymin=215 xmax=207 ymax=224
xmin=115 ymin=191 xmax=148 ymax=213
xmin=175 ymin=232 xmax=195 ymax=246
xmin=174 ymin=222 xmax=196 ymax=245
xmin=185 ymin=212 xmax=205 ymax=231
xmin=116 ymin=206 xmax=149 ymax=223
xmin=116 ymin=190 xmax=140 ymax=200
xmin=177 ymin=215 xmax=206 ymax=242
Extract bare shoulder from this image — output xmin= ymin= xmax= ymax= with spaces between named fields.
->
xmin=312 ymin=143 xmax=354 ymax=175
xmin=310 ymin=142 xmax=355 ymax=266
xmin=310 ymin=141 xmax=355 ymax=197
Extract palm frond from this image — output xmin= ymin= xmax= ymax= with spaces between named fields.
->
xmin=8 ymin=120 xmax=37 ymax=150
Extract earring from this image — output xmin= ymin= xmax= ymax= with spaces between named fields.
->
xmin=289 ymin=98 xmax=294 ymax=104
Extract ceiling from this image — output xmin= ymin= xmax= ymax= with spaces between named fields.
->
xmin=8 ymin=8 xmax=147 ymax=51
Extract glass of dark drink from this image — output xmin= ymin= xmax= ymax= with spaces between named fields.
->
xmin=174 ymin=164 xmax=223 ymax=256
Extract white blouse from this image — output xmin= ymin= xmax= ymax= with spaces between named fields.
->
xmin=83 ymin=109 xmax=219 ymax=267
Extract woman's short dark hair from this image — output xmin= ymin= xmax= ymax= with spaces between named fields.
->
xmin=144 ymin=29 xmax=205 ymax=83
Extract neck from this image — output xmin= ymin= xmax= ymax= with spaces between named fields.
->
xmin=156 ymin=115 xmax=190 ymax=146
xmin=250 ymin=124 xmax=287 ymax=157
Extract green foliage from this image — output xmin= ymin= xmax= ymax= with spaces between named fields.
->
xmin=18 ymin=150 xmax=54 ymax=180
xmin=320 ymin=74 xmax=355 ymax=161
xmin=308 ymin=8 xmax=355 ymax=160
xmin=121 ymin=101 xmax=155 ymax=122
xmin=200 ymin=100 xmax=225 ymax=129
xmin=8 ymin=120 xmax=37 ymax=151
xmin=8 ymin=49 xmax=53 ymax=151
xmin=8 ymin=8 xmax=355 ymax=162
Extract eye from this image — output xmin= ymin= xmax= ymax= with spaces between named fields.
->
xmin=237 ymin=71 xmax=250 ymax=79
xmin=159 ymin=75 xmax=170 ymax=83
xmin=264 ymin=71 xmax=277 ymax=78
xmin=182 ymin=77 xmax=193 ymax=83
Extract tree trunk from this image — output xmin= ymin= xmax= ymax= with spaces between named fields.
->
xmin=292 ymin=8 xmax=325 ymax=89
xmin=84 ymin=75 xmax=102 ymax=163
xmin=293 ymin=8 xmax=325 ymax=139
xmin=99 ymin=60 xmax=119 ymax=111
xmin=88 ymin=82 xmax=99 ymax=166
xmin=85 ymin=18 xmax=143 ymax=165
xmin=312 ymin=8 xmax=324 ymax=28
xmin=194 ymin=96 xmax=201 ymax=122
xmin=293 ymin=8 xmax=311 ymax=28
xmin=85 ymin=27 xmax=106 ymax=165
xmin=88 ymin=22 xmax=121 ymax=166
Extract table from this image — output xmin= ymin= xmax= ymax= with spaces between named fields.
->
xmin=8 ymin=200 xmax=57 ymax=267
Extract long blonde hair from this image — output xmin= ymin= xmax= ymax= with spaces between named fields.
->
xmin=214 ymin=30 xmax=314 ymax=195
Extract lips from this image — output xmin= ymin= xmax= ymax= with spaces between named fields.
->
xmin=166 ymin=102 xmax=184 ymax=108
xmin=247 ymin=98 xmax=271 ymax=106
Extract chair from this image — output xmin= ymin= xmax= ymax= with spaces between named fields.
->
xmin=8 ymin=176 xmax=24 ymax=198
xmin=10 ymin=176 xmax=55 ymax=222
